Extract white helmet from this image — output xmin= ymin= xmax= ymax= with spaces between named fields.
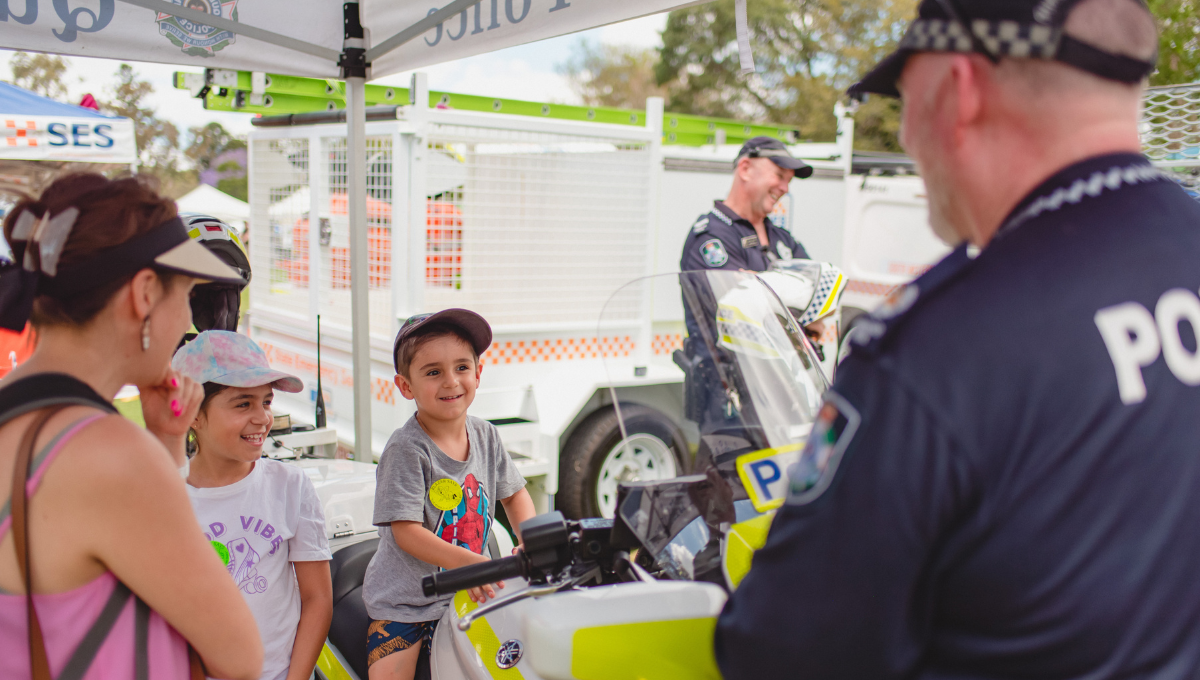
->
xmin=762 ymin=260 xmax=847 ymax=327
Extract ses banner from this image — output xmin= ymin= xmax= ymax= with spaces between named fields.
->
xmin=0 ymin=0 xmax=697 ymax=80
xmin=0 ymin=114 xmax=136 ymax=163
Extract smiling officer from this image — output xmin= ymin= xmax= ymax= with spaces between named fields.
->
xmin=716 ymin=0 xmax=1200 ymax=678
xmin=680 ymin=137 xmax=813 ymax=272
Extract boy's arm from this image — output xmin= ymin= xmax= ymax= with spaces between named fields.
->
xmin=390 ymin=521 xmax=491 ymax=570
xmin=391 ymin=522 xmax=503 ymax=603
xmin=500 ymin=488 xmax=537 ymax=546
xmin=284 ymin=560 xmax=333 ymax=680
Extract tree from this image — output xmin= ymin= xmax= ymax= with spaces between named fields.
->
xmin=186 ymin=122 xmax=246 ymax=170
xmin=1148 ymin=0 xmax=1200 ymax=85
xmin=655 ymin=0 xmax=915 ymax=149
xmin=559 ymin=41 xmax=669 ymax=109
xmin=8 ymin=52 xmax=70 ymax=100
xmin=102 ymin=64 xmax=195 ymax=197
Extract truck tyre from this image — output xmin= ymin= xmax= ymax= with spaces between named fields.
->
xmin=558 ymin=405 xmax=687 ymax=520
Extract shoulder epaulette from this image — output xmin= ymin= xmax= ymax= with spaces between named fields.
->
xmin=849 ymin=244 xmax=977 ymax=355
xmin=692 ymin=215 xmax=711 ymax=235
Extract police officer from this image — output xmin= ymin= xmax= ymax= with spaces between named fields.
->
xmin=680 ymin=137 xmax=813 ymax=273
xmin=716 ymin=0 xmax=1200 ymax=677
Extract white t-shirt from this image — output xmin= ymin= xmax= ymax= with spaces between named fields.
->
xmin=188 ymin=459 xmax=332 ymax=680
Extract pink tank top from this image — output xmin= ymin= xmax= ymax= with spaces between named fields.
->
xmin=0 ymin=414 xmax=191 ymax=680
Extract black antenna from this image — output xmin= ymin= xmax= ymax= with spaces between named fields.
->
xmin=315 ymin=314 xmax=326 ymax=428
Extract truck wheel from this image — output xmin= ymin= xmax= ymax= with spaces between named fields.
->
xmin=558 ymin=405 xmax=687 ymax=519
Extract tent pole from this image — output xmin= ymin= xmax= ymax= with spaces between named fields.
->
xmin=347 ymin=75 xmax=372 ymax=461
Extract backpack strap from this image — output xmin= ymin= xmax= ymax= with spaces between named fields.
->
xmin=13 ymin=405 xmax=68 ymax=680
xmin=0 ymin=373 xmax=116 ymax=430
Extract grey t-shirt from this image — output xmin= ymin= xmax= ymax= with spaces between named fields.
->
xmin=363 ymin=414 xmax=526 ymax=622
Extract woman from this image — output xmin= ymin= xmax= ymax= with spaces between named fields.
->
xmin=0 ymin=173 xmax=263 ymax=679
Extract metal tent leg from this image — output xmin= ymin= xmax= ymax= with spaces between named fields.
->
xmin=347 ymin=76 xmax=373 ymax=460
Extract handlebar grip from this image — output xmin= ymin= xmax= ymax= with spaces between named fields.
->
xmin=422 ymin=555 xmax=525 ymax=597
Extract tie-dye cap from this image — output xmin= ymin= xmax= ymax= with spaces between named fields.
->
xmin=172 ymin=330 xmax=303 ymax=393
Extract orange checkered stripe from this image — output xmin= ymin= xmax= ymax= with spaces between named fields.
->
xmin=260 ymin=340 xmax=397 ymax=405
xmin=845 ymin=279 xmax=901 ymax=297
xmin=481 ymin=336 xmax=637 ymax=365
xmin=4 ymin=120 xmax=37 ymax=147
xmin=372 ymin=377 xmax=396 ymax=405
xmin=652 ymin=334 xmax=683 ymax=355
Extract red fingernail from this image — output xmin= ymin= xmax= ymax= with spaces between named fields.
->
xmin=170 ymin=400 xmax=181 ymax=415
xmin=170 ymin=377 xmax=178 ymax=388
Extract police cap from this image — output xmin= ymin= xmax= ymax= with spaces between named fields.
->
xmin=849 ymin=0 xmax=1156 ymax=98
xmin=735 ymin=137 xmax=814 ymax=179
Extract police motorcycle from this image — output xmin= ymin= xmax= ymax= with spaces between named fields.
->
xmin=316 ymin=269 xmax=835 ymax=680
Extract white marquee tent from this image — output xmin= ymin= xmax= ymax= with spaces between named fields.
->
xmin=176 ymin=183 xmax=249 ymax=232
xmin=0 ymin=0 xmax=722 ymax=455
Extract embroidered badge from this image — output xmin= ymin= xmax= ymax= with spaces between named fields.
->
xmin=776 ymin=242 xmax=793 ymax=261
xmin=786 ymin=391 xmax=860 ymax=505
xmin=700 ymin=239 xmax=729 ymax=267
xmin=429 ymin=478 xmax=464 ymax=512
xmin=740 ymin=235 xmax=760 ymax=249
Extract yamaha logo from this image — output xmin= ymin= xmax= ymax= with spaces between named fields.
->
xmin=496 ymin=639 xmax=523 ymax=669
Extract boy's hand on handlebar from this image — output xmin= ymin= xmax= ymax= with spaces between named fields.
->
xmin=467 ymin=579 xmax=505 ymax=604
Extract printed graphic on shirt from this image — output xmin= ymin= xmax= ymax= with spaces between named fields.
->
xmin=434 ymin=473 xmax=491 ymax=555
xmin=776 ymin=242 xmax=793 ymax=260
xmin=701 ymin=239 xmax=729 ymax=268
xmin=786 ymin=391 xmax=860 ymax=506
xmin=202 ymin=517 xmax=284 ymax=595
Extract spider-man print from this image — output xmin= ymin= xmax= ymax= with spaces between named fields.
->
xmin=434 ymin=473 xmax=491 ymax=554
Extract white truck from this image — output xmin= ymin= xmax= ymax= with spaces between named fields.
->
xmin=244 ymin=76 xmax=934 ymax=522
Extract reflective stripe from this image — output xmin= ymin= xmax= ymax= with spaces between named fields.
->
xmin=454 ymin=591 xmax=526 ymax=679
xmin=571 ymin=618 xmax=721 ymax=680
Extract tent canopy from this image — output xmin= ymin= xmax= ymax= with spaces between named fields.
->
xmin=177 ymin=183 xmax=249 ymax=230
xmin=1 ymin=0 xmax=699 ymax=81
xmin=0 ymin=82 xmax=136 ymax=164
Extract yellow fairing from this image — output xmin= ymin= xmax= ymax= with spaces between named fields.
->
xmin=723 ymin=511 xmax=775 ymax=590
xmin=454 ymin=591 xmax=526 ymax=678
xmin=316 ymin=642 xmax=355 ymax=680
xmin=571 ymin=618 xmax=721 ymax=680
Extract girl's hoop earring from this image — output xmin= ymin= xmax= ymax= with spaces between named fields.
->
xmin=141 ymin=316 xmax=151 ymax=352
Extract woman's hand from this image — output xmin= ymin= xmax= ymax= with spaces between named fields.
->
xmin=139 ymin=370 xmax=203 ymax=466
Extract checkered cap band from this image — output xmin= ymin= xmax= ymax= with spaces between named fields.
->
xmin=901 ymin=19 xmax=1060 ymax=59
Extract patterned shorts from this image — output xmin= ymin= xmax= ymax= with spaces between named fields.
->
xmin=366 ymin=618 xmax=438 ymax=667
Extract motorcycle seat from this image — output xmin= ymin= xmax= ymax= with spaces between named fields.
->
xmin=330 ymin=538 xmax=380 ymax=607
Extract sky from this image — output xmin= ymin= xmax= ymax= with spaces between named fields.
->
xmin=0 ymin=14 xmax=667 ymax=138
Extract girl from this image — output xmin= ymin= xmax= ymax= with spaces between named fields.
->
xmin=172 ymin=331 xmax=332 ymax=680
xmin=0 ymin=174 xmax=262 ymax=679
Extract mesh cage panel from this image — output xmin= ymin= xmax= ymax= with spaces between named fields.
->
xmin=250 ymin=138 xmax=308 ymax=320
xmin=318 ymin=136 xmax=395 ymax=336
xmin=423 ymin=125 xmax=651 ymax=327
xmin=1142 ymin=84 xmax=1200 ymax=167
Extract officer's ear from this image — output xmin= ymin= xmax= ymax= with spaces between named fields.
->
xmin=734 ymin=156 xmax=755 ymax=181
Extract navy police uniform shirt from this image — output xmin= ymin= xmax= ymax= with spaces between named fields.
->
xmin=715 ymin=153 xmax=1200 ymax=679
xmin=680 ymin=201 xmax=808 ymax=272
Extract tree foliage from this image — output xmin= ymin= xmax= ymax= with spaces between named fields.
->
xmin=101 ymin=64 xmax=195 ymax=197
xmin=655 ymin=0 xmax=915 ymax=149
xmin=1148 ymin=0 xmax=1200 ymax=86
xmin=186 ymin=122 xmax=246 ymax=170
xmin=8 ymin=52 xmax=70 ymax=101
xmin=559 ymin=41 xmax=669 ymax=109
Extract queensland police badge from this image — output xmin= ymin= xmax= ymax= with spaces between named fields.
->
xmin=157 ymin=0 xmax=239 ymax=57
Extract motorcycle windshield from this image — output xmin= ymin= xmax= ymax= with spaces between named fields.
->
xmin=599 ymin=271 xmax=829 ymax=579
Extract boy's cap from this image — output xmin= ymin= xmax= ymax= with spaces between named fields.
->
xmin=849 ymin=0 xmax=1156 ymax=99
xmin=172 ymin=330 xmax=303 ymax=393
xmin=393 ymin=308 xmax=493 ymax=373
xmin=735 ymin=137 xmax=814 ymax=178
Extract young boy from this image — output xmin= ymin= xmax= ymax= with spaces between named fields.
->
xmin=363 ymin=309 xmax=536 ymax=680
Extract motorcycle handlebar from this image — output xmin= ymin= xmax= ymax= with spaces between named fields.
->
xmin=422 ymin=555 xmax=526 ymax=597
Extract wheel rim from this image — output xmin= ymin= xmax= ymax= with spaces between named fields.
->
xmin=595 ymin=433 xmax=678 ymax=519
